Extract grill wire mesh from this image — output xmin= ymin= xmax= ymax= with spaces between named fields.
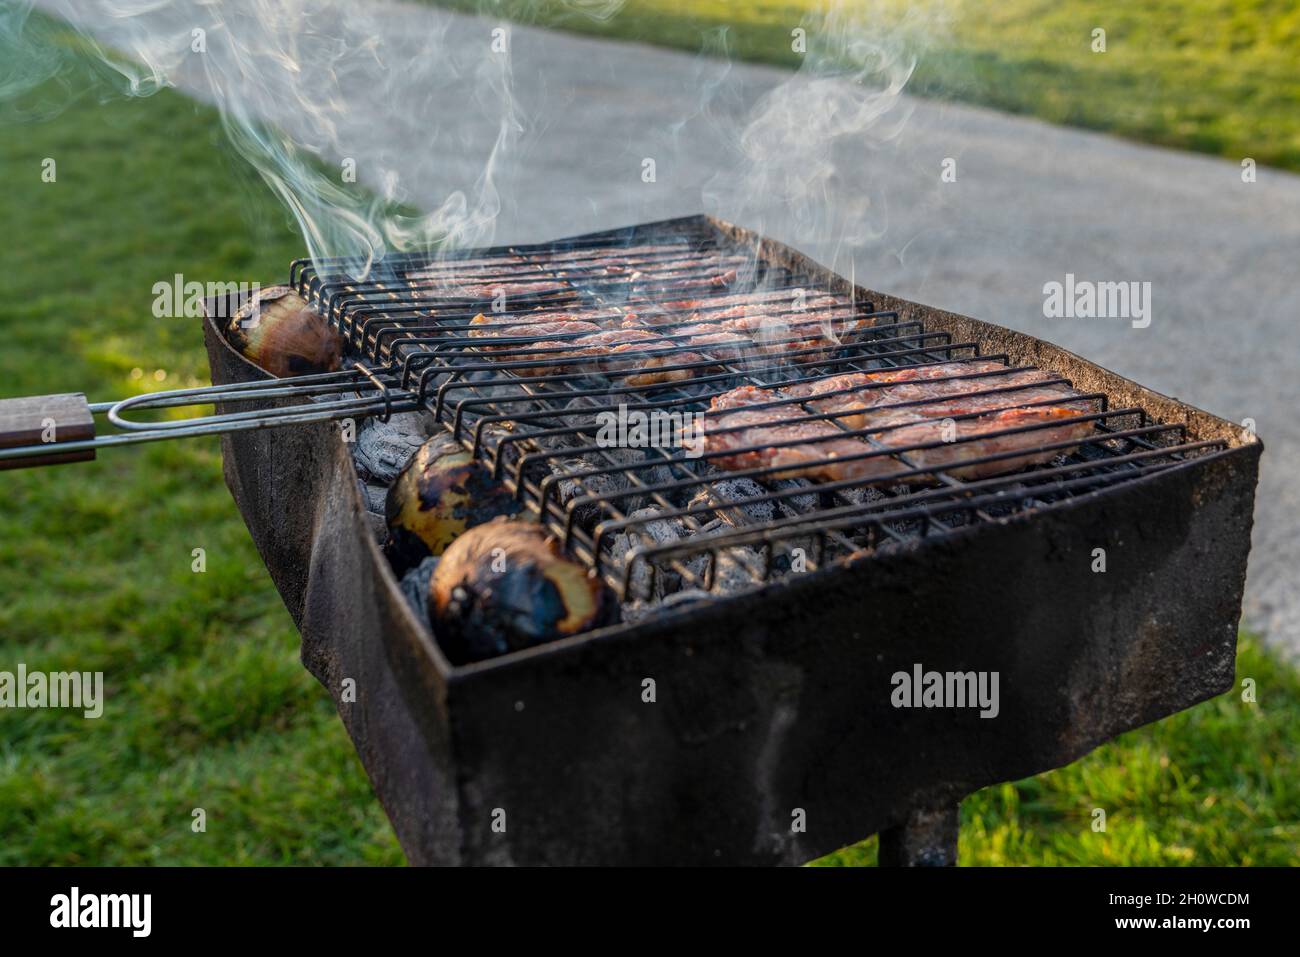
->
xmin=289 ymin=218 xmax=1226 ymax=605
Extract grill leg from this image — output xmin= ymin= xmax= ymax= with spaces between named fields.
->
xmin=878 ymin=802 xmax=959 ymax=867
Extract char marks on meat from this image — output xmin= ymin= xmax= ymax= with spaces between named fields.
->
xmin=467 ymin=315 xmax=706 ymax=383
xmin=702 ymin=362 xmax=1096 ymax=484
xmin=702 ymin=385 xmax=875 ymax=481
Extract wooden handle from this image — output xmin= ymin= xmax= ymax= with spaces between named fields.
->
xmin=0 ymin=393 xmax=96 ymax=470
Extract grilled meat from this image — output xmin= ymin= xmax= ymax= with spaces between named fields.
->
xmin=607 ymin=341 xmax=712 ymax=386
xmin=634 ymin=267 xmax=739 ymax=293
xmin=646 ymin=289 xmax=855 ymax=317
xmin=876 ymin=405 xmax=1095 ymax=480
xmin=467 ymin=311 xmax=620 ymax=337
xmin=629 ymin=310 xmax=866 ymax=364
xmin=465 ymin=317 xmax=603 ymax=377
xmin=553 ymin=252 xmax=749 ymax=281
xmin=566 ymin=329 xmax=697 ymax=385
xmin=702 ymin=366 xmax=1096 ymax=484
xmin=404 ymin=254 xmax=525 ymax=280
xmin=466 ymin=318 xmax=705 ymax=384
xmin=702 ymin=385 xmax=870 ymax=479
xmin=409 ymin=277 xmax=573 ymax=301
xmin=541 ymin=243 xmax=692 ymax=263
xmin=784 ymin=361 xmax=1083 ymax=429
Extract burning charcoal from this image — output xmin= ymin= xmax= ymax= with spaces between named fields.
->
xmin=776 ymin=485 xmax=820 ymax=520
xmin=430 ymin=519 xmax=618 ymax=663
xmin=225 ymin=286 xmax=343 ymax=378
xmin=691 ymin=477 xmax=775 ymax=526
xmin=837 ymin=485 xmax=889 ymax=507
xmin=551 ymin=458 xmax=639 ymax=529
xmin=607 ymin=507 xmax=700 ymax=600
xmin=385 ymin=433 xmax=522 ymax=575
xmin=708 ymin=547 xmax=765 ymax=595
xmin=637 ymin=510 xmax=691 ymax=547
xmin=352 ymin=411 xmax=434 ymax=486
xmin=398 ymin=556 xmax=439 ymax=624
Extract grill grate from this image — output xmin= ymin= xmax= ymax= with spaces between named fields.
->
xmin=288 ymin=218 xmax=1226 ymax=603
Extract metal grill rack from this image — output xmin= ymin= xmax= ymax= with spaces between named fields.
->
xmin=286 ymin=218 xmax=1227 ymax=601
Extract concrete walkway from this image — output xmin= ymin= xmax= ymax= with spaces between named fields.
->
xmin=37 ymin=0 xmax=1300 ymax=649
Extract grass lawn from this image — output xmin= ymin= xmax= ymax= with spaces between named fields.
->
xmin=426 ymin=0 xmax=1300 ymax=172
xmin=0 ymin=23 xmax=1296 ymax=866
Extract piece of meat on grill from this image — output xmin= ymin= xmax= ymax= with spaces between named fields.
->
xmin=675 ymin=330 xmax=753 ymax=362
xmin=703 ymin=295 xmax=851 ymax=322
xmin=703 ymin=378 xmax=1096 ymax=484
xmin=467 ymin=322 xmax=706 ymax=384
xmin=409 ymin=277 xmax=574 ymax=301
xmin=726 ymin=312 xmax=871 ymax=360
xmin=466 ymin=318 xmax=603 ymax=376
xmin=563 ymin=329 xmax=675 ymax=380
xmin=634 ymin=267 xmax=739 ymax=294
xmin=784 ymin=362 xmax=1082 ymax=429
xmin=877 ymin=405 xmax=1096 ymax=481
xmin=633 ymin=311 xmax=866 ymax=364
xmin=467 ymin=310 xmax=622 ymax=338
xmin=474 ymin=319 xmax=603 ymax=344
xmin=601 ymin=339 xmax=715 ymax=386
xmin=404 ymin=254 xmax=526 ymax=280
xmin=651 ymin=289 xmax=855 ymax=315
xmin=555 ymin=253 xmax=749 ymax=281
xmin=525 ymin=328 xmax=714 ymax=386
xmin=702 ymin=385 xmax=873 ymax=479
xmin=540 ymin=243 xmax=688 ymax=263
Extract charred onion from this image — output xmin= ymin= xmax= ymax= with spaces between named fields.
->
xmin=225 ymin=286 xmax=343 ymax=378
xmin=384 ymin=434 xmax=521 ymax=574
xmin=430 ymin=519 xmax=619 ymax=663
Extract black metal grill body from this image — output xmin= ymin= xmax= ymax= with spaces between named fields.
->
xmin=202 ymin=217 xmax=1259 ymax=865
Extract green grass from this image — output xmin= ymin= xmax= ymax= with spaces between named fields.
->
xmin=0 ymin=23 xmax=1296 ymax=866
xmin=0 ymin=35 xmax=405 ymax=865
xmin=430 ymin=0 xmax=1300 ymax=171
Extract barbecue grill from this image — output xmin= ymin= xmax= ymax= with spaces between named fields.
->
xmin=0 ymin=215 xmax=1260 ymax=866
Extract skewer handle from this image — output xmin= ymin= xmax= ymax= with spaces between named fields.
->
xmin=0 ymin=393 xmax=96 ymax=470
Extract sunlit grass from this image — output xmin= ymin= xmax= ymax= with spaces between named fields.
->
xmin=0 ymin=40 xmax=405 ymax=866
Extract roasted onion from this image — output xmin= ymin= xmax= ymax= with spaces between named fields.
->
xmin=225 ymin=286 xmax=343 ymax=378
xmin=384 ymin=434 xmax=522 ymax=574
xmin=430 ymin=519 xmax=619 ymax=663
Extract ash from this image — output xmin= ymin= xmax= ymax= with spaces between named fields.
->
xmin=350 ymin=408 xmax=435 ymax=521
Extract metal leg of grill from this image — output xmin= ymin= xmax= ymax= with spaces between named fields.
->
xmin=878 ymin=802 xmax=959 ymax=867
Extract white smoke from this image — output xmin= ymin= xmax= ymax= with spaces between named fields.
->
xmin=705 ymin=1 xmax=942 ymax=273
xmin=2 ymin=0 xmax=943 ymax=280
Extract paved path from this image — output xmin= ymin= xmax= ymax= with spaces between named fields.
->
xmin=38 ymin=0 xmax=1300 ymax=649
